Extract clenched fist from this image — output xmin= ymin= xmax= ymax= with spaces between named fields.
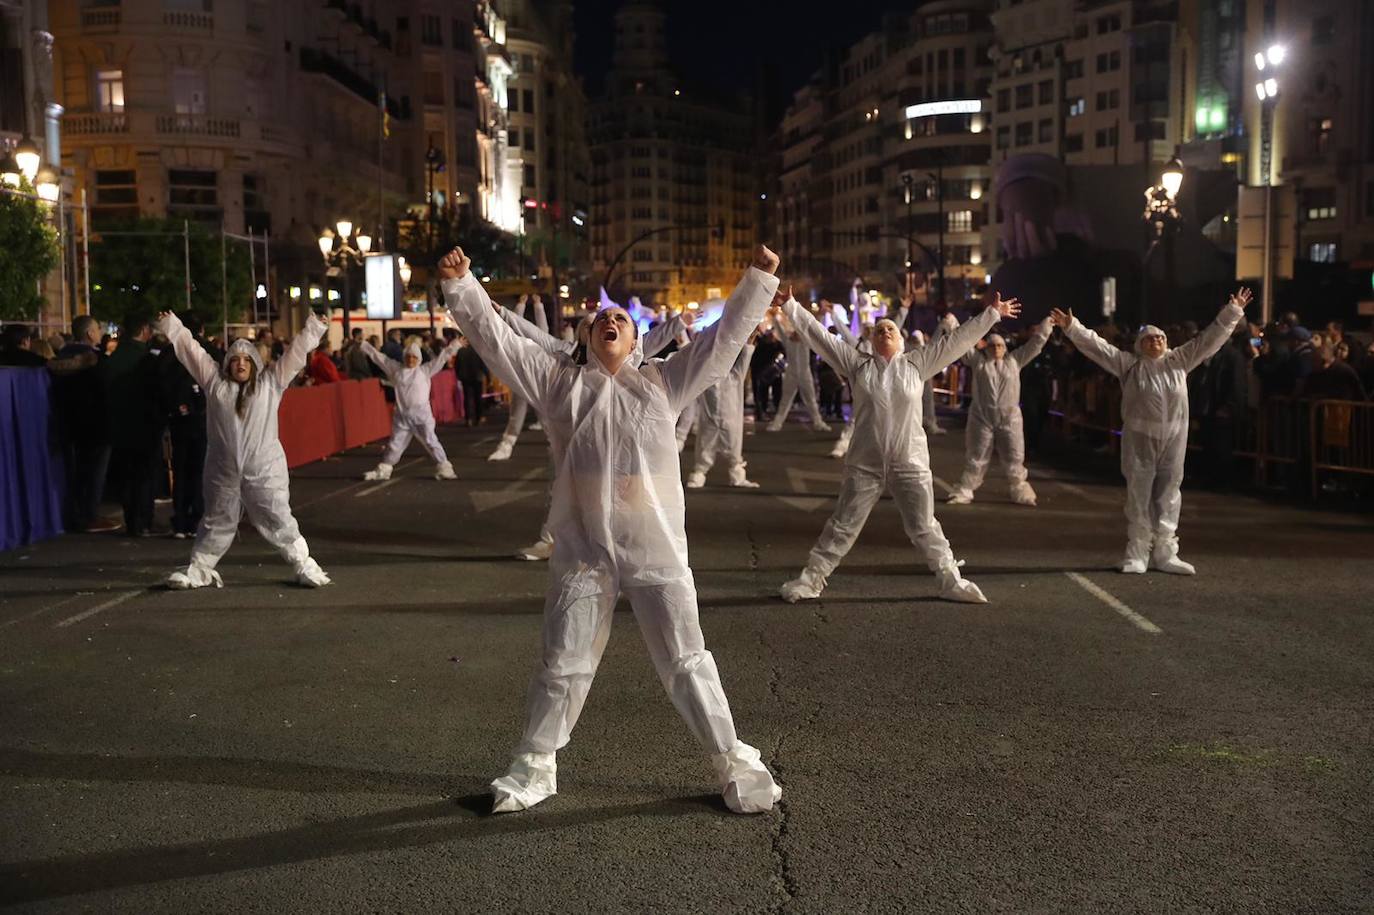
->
xmin=752 ymin=245 xmax=780 ymax=276
xmin=438 ymin=248 xmax=471 ymax=280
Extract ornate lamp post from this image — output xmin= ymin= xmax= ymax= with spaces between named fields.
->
xmin=318 ymin=219 xmax=372 ymax=339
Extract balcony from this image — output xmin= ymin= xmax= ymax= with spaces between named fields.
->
xmin=163 ymin=10 xmax=214 ymax=31
xmin=156 ymin=114 xmax=241 ymax=138
xmin=64 ymin=111 xmax=129 ymax=135
xmin=81 ymin=7 xmax=121 ymax=31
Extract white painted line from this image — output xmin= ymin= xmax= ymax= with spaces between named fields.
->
xmin=932 ymin=475 xmax=954 ymax=496
xmin=1 ymin=593 xmax=85 ymax=629
xmin=355 ymin=477 xmax=401 ymax=498
xmin=55 ymin=589 xmax=142 ymax=629
xmin=1065 ymin=571 xmax=1162 ymax=635
xmin=295 ymin=478 xmax=369 ymax=510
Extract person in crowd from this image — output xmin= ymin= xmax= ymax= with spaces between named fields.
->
xmin=946 ymin=317 xmax=1054 ymax=506
xmin=48 ymin=316 xmax=119 ymax=532
xmin=343 ymin=328 xmax=371 ymax=381
xmin=686 ymin=323 xmax=763 ymax=489
xmin=1191 ymin=324 xmax=1249 ymax=489
xmin=778 ymin=290 xmax=1019 ymax=606
xmin=104 ymin=313 xmax=165 ymax=536
xmin=0 ymin=324 xmax=48 ymax=366
xmin=156 ymin=310 xmax=332 ymax=588
xmin=158 ymin=311 xmax=221 ymax=539
xmin=306 ymin=338 xmax=341 ymax=385
xmin=1298 ymin=344 xmax=1367 ymax=401
xmin=1050 ymin=287 xmax=1252 ymax=575
xmin=454 ymin=333 xmax=489 ymax=426
xmin=441 ymin=244 xmax=783 ymax=817
xmin=766 ymin=305 xmax=832 ymax=432
xmin=382 ymin=327 xmax=405 ymax=362
xmin=750 ymin=323 xmax=785 ymax=421
xmin=358 ymin=336 xmax=462 ymax=481
xmin=100 ymin=333 xmax=117 ymax=355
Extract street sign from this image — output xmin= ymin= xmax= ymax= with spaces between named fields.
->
xmin=1235 ymin=185 xmax=1295 ymax=281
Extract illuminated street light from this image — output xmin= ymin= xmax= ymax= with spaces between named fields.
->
xmin=34 ymin=165 xmax=60 ymax=201
xmin=1160 ymin=157 xmax=1184 ymax=198
xmin=0 ymin=150 xmax=19 ymax=187
xmin=14 ymin=136 xmax=40 ymax=181
xmin=1266 ymin=44 xmax=1286 ymax=65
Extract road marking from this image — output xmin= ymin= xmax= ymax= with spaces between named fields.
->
xmin=355 ymin=478 xmax=401 ymax=498
xmin=295 ymin=459 xmax=423 ymax=510
xmin=932 ymin=475 xmax=954 ymax=496
xmin=775 ymin=495 xmax=829 ymax=513
xmin=1065 ymin=571 xmax=1161 ymax=635
xmin=55 ymin=589 xmax=142 ymax=629
xmin=470 ymin=467 xmax=545 ymax=513
xmin=786 ymin=466 xmax=843 ymax=495
xmin=1 ymin=593 xmax=85 ymax=629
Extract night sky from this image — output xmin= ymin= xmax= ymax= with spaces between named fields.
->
xmin=571 ymin=0 xmax=916 ymax=120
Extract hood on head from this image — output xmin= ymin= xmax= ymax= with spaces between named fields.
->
xmin=1134 ymin=324 xmax=1168 ymax=355
xmin=404 ymin=342 xmax=422 ymax=361
xmin=224 ymin=338 xmax=264 ymax=373
xmin=987 ymin=333 xmax=1005 ymax=348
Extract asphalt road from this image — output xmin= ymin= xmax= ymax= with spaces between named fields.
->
xmin=2 ymin=411 xmax=1371 ymax=913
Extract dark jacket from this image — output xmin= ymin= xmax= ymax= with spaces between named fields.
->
xmin=48 ymin=342 xmax=106 ymax=446
xmin=159 ymin=334 xmax=222 ymax=423
xmin=1299 ymin=361 xmax=1366 ymax=402
xmin=103 ymin=338 xmax=164 ymax=448
xmin=1195 ymin=340 xmax=1248 ymax=420
xmin=454 ymin=345 xmax=488 ymax=384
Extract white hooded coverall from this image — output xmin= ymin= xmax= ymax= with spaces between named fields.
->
xmin=781 ymin=298 xmax=999 ymax=599
xmin=491 ymin=298 xmax=546 ymax=459
xmin=951 ymin=319 xmax=1052 ymax=502
xmin=690 ymin=343 xmax=756 ymax=485
xmin=362 ymin=340 xmax=461 ymax=468
xmin=156 ymin=312 xmax=330 ymax=586
xmin=443 ymin=266 xmax=782 ymax=815
xmin=767 ymin=324 xmax=829 ymax=430
xmin=1064 ymin=301 xmax=1243 ymax=567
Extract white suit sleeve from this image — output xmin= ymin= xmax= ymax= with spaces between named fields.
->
xmin=498 ymin=305 xmax=575 ymax=358
xmin=426 ymin=340 xmax=462 ymax=377
xmin=267 ymin=313 xmax=327 ymax=389
xmin=655 ymin=267 xmax=779 ymax=412
xmin=1168 ymin=301 xmax=1245 ymax=373
xmin=642 ymin=313 xmax=683 ymax=359
xmin=730 ymin=344 xmax=755 ymax=383
xmin=1008 ymin=318 xmax=1053 ymax=370
xmin=911 ymin=307 xmax=1000 ymax=381
xmin=360 ymin=341 xmax=399 ymax=379
xmin=830 ymin=304 xmax=859 ymax=346
xmin=156 ymin=311 xmax=219 ymax=390
xmin=784 ymin=297 xmax=863 ymax=377
xmin=532 ymin=300 xmax=550 ymax=335
xmin=1064 ymin=318 xmax=1134 ymax=379
xmin=442 ymin=274 xmax=558 ymax=407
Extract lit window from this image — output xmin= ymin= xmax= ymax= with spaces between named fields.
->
xmin=1309 ymin=242 xmax=1336 ymax=263
xmin=948 ymin=210 xmax=973 ymax=232
xmin=95 ymin=69 xmax=125 ymax=112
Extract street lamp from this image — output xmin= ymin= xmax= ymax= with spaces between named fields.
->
xmin=1254 ymin=42 xmax=1286 ymax=323
xmin=0 ymin=149 xmax=19 ymax=187
xmin=1142 ymin=157 xmax=1185 ymax=324
xmin=34 ymin=165 xmax=60 ymax=202
xmin=14 ymin=136 xmax=40 ymax=182
xmin=901 ymin=173 xmax=914 ymax=270
xmin=319 ymin=220 xmax=371 ymax=339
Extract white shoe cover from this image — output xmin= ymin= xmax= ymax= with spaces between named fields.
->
xmin=925 ymin=424 xmax=946 ymax=436
xmin=779 ymin=567 xmax=825 ymax=603
xmin=294 ymin=557 xmax=332 ymax=587
xmin=937 ymin=565 xmax=987 ymax=603
xmin=434 ymin=460 xmax=457 ymax=480
xmin=685 ymin=471 xmax=706 ymax=489
xmin=487 ymin=437 xmax=515 ymax=461
xmin=712 ymin=743 xmax=781 ymax=814
xmin=1120 ymin=558 xmax=1148 ymax=574
xmin=165 ymin=564 xmax=222 ymax=590
xmin=946 ymin=489 xmax=974 ymax=505
xmin=1151 ymin=540 xmax=1196 ymax=575
xmin=730 ymin=478 xmax=760 ymax=489
xmin=829 ymin=446 xmax=848 ymax=459
xmin=1121 ymin=539 xmax=1151 ymax=574
xmin=363 ymin=462 xmax=393 ymax=481
xmin=727 ymin=464 xmax=759 ymax=488
xmin=1009 ymin=482 xmax=1037 ymax=506
xmin=765 ymin=422 xmax=783 ymax=433
xmin=515 ymin=539 xmax=553 ymax=561
xmin=814 ymin=421 xmax=832 ymax=433
xmin=490 ymin=752 xmax=557 ymax=813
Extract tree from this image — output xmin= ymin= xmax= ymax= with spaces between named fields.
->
xmin=0 ymin=184 xmax=61 ymax=322
xmin=89 ymin=218 xmax=252 ymax=324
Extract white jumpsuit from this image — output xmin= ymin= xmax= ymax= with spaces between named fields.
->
xmin=766 ymin=325 xmax=830 ymax=431
xmin=156 ymin=312 xmax=330 ymax=587
xmin=489 ymin=298 xmax=546 ymax=460
xmin=688 ymin=343 xmax=756 ymax=486
xmin=443 ymin=266 xmax=782 ymax=815
xmin=363 ymin=340 xmax=460 ymax=471
xmin=1064 ymin=301 xmax=1243 ymax=570
xmin=950 ymin=319 xmax=1052 ymax=503
xmin=780 ymin=298 xmax=1000 ymax=602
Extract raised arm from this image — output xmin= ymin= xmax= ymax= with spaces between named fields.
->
xmin=497 ymin=303 xmax=575 ymax=358
xmin=912 ymin=306 xmax=1003 ymax=381
xmin=531 ymin=296 xmax=550 ymax=335
xmin=359 ymin=341 xmax=399 ymax=379
xmin=642 ymin=312 xmax=685 ymax=359
xmin=1168 ymin=288 xmax=1251 ymax=372
xmin=655 ymin=251 xmax=781 ymax=412
xmin=155 ymin=311 xmax=220 ymax=390
xmin=729 ymin=343 xmax=755 ymax=384
xmin=1059 ymin=313 xmax=1134 ymax=379
xmin=829 ymin=303 xmax=859 ymax=346
xmin=426 ymin=339 xmax=463 ymax=377
xmin=784 ymin=296 xmax=864 ymax=378
xmin=1008 ymin=317 xmax=1054 ymax=370
xmin=267 ymin=313 xmax=328 ymax=389
xmin=439 ymin=249 xmax=559 ymax=407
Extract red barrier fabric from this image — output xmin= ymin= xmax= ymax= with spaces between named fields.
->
xmin=279 ymin=379 xmax=391 ymax=469
xmin=429 ymin=369 xmax=462 ymax=425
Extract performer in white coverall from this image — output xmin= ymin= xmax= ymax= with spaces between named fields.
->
xmin=686 ymin=324 xmax=762 ymax=489
xmin=778 ymin=291 xmax=1022 ymax=605
xmin=1050 ymin=287 xmax=1251 ymax=574
xmin=488 ymin=294 xmax=545 ymax=461
xmin=359 ymin=336 xmax=462 ymax=481
xmin=947 ymin=318 xmax=1053 ymax=506
xmin=766 ymin=305 xmax=832 ymax=432
xmin=155 ymin=310 xmax=332 ymax=589
xmin=441 ymin=244 xmax=784 ymax=815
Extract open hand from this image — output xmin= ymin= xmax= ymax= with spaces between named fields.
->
xmin=753 ymin=245 xmax=780 ymax=275
xmin=771 ymin=284 xmax=791 ymax=308
xmin=1229 ymin=286 xmax=1254 ymax=311
xmin=438 ymin=248 xmax=470 ymax=280
xmin=992 ymin=293 xmax=1021 ymax=320
xmin=1049 ymin=307 xmax=1074 ymax=329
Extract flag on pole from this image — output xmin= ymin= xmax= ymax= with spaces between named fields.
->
xmin=380 ymin=90 xmax=390 ymax=139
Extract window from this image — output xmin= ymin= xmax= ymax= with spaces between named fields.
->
xmin=94 ymin=169 xmax=136 ymax=207
xmin=523 ymin=164 xmax=535 ymax=187
xmin=1095 ymin=125 xmax=1118 ymax=148
xmin=1097 ymin=14 xmax=1121 ymax=34
xmin=421 ymin=15 xmax=442 ymax=46
xmin=1134 ymin=121 xmax=1165 ymax=141
xmin=1096 ymin=89 xmax=1119 ymax=111
xmin=95 ymin=69 xmax=125 ymax=113
xmin=1015 ymin=83 xmax=1033 ymax=108
xmin=171 ymin=68 xmax=206 ymax=116
xmin=523 ymin=129 xmax=534 ymax=151
xmin=507 ymin=128 xmax=519 ymax=147
xmin=996 ymin=125 xmax=1010 ymax=148
xmin=1064 ymin=133 xmax=1084 ymax=153
xmin=1038 ymin=118 xmax=1053 ymax=143
xmin=167 ymin=169 xmax=217 ymax=211
xmin=1096 ymin=51 xmax=1121 ymax=73
xmin=1067 ymin=97 xmax=1085 ymax=117
xmin=948 ymin=210 xmax=973 ymax=232
xmin=423 ymin=69 xmax=443 ymax=106
xmin=1304 ymin=188 xmax=1336 ymax=220
xmin=1038 ymin=80 xmax=1053 ymax=104
xmin=508 ymin=90 xmax=518 ymax=113
xmin=1311 ymin=116 xmax=1333 ymax=155
xmin=523 ymin=88 xmax=534 ymax=113
xmin=953 ymin=48 xmax=965 ymax=68
xmin=996 ymin=88 xmax=1010 ymax=110
xmin=1309 ymin=242 xmax=1337 ymax=263
xmin=1014 ymin=121 xmax=1032 ymax=145
xmin=452 ymin=19 xmax=465 ymax=50
xmin=1064 ymin=59 xmax=1084 ymax=80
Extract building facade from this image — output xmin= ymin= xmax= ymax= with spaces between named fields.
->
xmin=587 ymin=0 xmax=758 ymax=307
